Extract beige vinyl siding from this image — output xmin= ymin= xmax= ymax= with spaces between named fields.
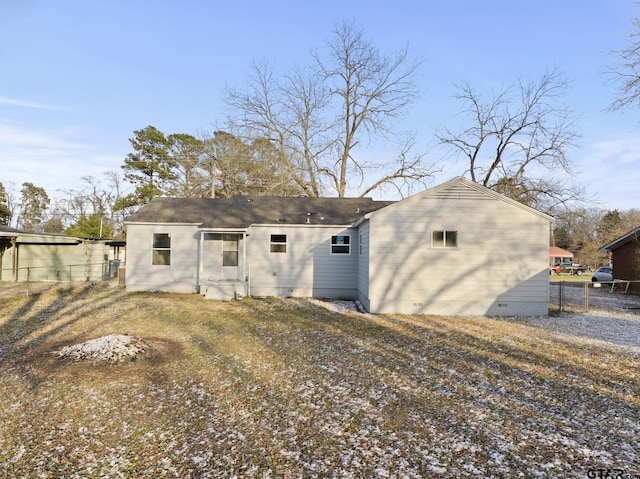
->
xmin=356 ymin=221 xmax=371 ymax=310
xmin=125 ymin=223 xmax=200 ymax=293
xmin=367 ymin=190 xmax=551 ymax=316
xmin=247 ymin=225 xmax=359 ymax=299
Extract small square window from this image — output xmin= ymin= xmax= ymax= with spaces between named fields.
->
xmin=432 ymin=230 xmax=457 ymax=248
xmin=331 ymin=235 xmax=350 ymax=254
xmin=270 ymin=234 xmax=287 ymax=253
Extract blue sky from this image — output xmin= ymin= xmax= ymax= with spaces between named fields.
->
xmin=1 ymin=0 xmax=639 ymax=211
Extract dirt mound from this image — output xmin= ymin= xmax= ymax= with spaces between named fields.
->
xmin=54 ymin=334 xmax=149 ymax=363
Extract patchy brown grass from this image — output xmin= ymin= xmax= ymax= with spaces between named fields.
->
xmin=1 ymin=282 xmax=639 ymax=478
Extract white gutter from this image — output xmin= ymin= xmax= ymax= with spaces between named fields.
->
xmin=352 ymin=213 xmax=373 ymax=228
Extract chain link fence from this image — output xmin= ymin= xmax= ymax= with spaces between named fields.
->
xmin=0 ymin=261 xmax=123 ymax=298
xmin=549 ymin=281 xmax=590 ymax=313
xmin=549 ymin=280 xmax=640 ymax=313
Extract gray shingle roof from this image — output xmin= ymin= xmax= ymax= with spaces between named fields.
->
xmin=0 ymin=225 xmax=25 ymax=235
xmin=125 ymin=196 xmax=395 ymax=228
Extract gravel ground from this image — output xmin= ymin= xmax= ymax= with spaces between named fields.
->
xmin=310 ymin=287 xmax=640 ymax=356
xmin=535 ymin=283 xmax=640 ymax=355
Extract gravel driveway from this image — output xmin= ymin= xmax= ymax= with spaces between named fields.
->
xmin=520 ymin=283 xmax=640 ymax=354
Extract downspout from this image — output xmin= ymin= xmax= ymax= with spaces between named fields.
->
xmin=198 ymin=231 xmax=204 ymax=294
xmin=242 ymin=232 xmax=248 ymax=296
xmin=11 ymin=238 xmax=17 ymax=282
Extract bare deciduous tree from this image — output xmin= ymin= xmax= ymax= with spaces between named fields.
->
xmin=199 ymin=130 xmax=304 ymax=198
xmin=436 ymin=68 xmax=584 ymax=213
xmin=53 ymin=173 xmax=126 ymax=238
xmin=609 ymin=17 xmax=640 ymax=111
xmin=226 ymin=21 xmax=437 ymax=197
xmin=553 ymin=207 xmax=640 ymax=268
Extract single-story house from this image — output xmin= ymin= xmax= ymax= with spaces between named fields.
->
xmin=124 ymin=177 xmax=553 ymax=316
xmin=599 ymin=226 xmax=640 ymax=293
xmin=549 ymin=246 xmax=574 ymax=265
xmin=0 ymin=225 xmax=117 ymax=282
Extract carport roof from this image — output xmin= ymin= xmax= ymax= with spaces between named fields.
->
xmin=0 ymin=224 xmax=26 ymax=236
xmin=0 ymin=225 xmax=82 ymax=244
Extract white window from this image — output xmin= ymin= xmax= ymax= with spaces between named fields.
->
xmin=432 ymin=230 xmax=458 ymax=248
xmin=331 ymin=235 xmax=350 ymax=254
xmin=152 ymin=233 xmax=171 ymax=265
xmin=270 ymin=234 xmax=287 ymax=253
xmin=222 ymin=234 xmax=238 ymax=266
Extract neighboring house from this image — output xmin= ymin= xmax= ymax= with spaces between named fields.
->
xmin=549 ymin=246 xmax=573 ymax=265
xmin=599 ymin=226 xmax=640 ymax=293
xmin=124 ymin=177 xmax=553 ymax=316
xmin=0 ymin=225 xmax=115 ymax=282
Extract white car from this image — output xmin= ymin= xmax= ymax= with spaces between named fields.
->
xmin=591 ymin=266 xmax=613 ymax=282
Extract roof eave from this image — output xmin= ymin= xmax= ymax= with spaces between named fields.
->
xmin=447 ymin=177 xmax=554 ymax=222
xmin=124 ymin=221 xmax=202 ymax=226
xmin=598 ymin=226 xmax=640 ymax=252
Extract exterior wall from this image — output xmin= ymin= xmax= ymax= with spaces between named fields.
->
xmin=125 ymin=223 xmax=200 ymax=293
xmin=246 ymin=225 xmax=360 ymax=299
xmin=1 ymin=241 xmax=109 ymax=282
xmin=363 ymin=190 xmax=550 ymax=316
xmin=357 ymin=221 xmax=371 ymax=311
xmin=612 ymin=240 xmax=640 ymax=293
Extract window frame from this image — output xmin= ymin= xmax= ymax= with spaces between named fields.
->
xmin=222 ymin=234 xmax=239 ymax=267
xmin=431 ymin=230 xmax=458 ymax=248
xmin=331 ymin=234 xmax=351 ymax=255
xmin=270 ymin=234 xmax=287 ymax=253
xmin=152 ymin=233 xmax=171 ymax=265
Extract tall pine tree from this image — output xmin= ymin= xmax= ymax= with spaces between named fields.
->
xmin=0 ymin=182 xmax=11 ymax=226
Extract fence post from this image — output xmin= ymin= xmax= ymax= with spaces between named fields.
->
xmin=584 ymin=282 xmax=589 ymax=312
xmin=26 ymin=267 xmax=30 ymax=297
xmin=559 ymin=281 xmax=564 ymax=312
